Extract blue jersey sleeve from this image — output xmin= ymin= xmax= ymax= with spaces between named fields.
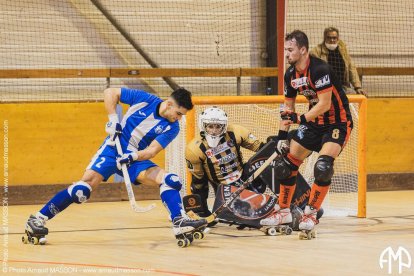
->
xmin=155 ymin=123 xmax=180 ymax=149
xmin=120 ymin=88 xmax=159 ymax=106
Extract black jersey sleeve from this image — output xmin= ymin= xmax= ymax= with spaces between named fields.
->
xmin=283 ymin=67 xmax=298 ymax=98
xmin=311 ymin=62 xmax=334 ymax=94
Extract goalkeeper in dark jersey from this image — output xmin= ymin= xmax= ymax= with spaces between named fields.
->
xmin=184 ymin=106 xmax=322 ymax=230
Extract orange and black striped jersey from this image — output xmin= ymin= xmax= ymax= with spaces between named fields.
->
xmin=284 ymin=56 xmax=353 ymax=125
xmin=185 ymin=124 xmax=263 ymax=186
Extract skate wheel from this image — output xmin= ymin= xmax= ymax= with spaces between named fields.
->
xmin=298 ymin=232 xmax=307 ymax=240
xmin=193 ymin=231 xmax=204 ymax=240
xmin=284 ymin=227 xmax=292 ymax=235
xmin=22 ymin=236 xmax=29 ymax=244
xmin=177 ymin=238 xmax=190 ymax=248
xmin=39 ymin=237 xmax=47 ymax=245
xmin=31 ymin=237 xmax=39 ymax=245
xmin=267 ymin=228 xmax=277 ymax=236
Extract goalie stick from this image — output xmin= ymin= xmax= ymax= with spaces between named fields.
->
xmin=190 ymin=150 xmax=278 ymax=223
xmin=115 ymin=137 xmax=156 ymax=213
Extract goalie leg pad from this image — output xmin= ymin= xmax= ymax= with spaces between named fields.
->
xmin=314 ymin=155 xmax=335 ymax=185
xmin=183 ymin=194 xmax=211 ymax=217
xmin=212 ymin=184 xmax=277 ymax=228
xmin=67 ymin=181 xmax=92 ymax=204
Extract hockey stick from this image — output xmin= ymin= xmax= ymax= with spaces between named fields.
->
xmin=115 ymin=137 xmax=156 ymax=213
xmin=199 ymin=151 xmax=278 ymax=223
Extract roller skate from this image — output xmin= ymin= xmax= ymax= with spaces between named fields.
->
xmin=22 ymin=214 xmax=48 ymax=245
xmin=173 ymin=212 xmax=208 ymax=248
xmin=259 ymin=205 xmax=293 ymax=236
xmin=298 ymin=205 xmax=318 ymax=240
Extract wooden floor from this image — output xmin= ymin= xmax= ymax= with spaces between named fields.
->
xmin=3 ymin=190 xmax=414 ymax=276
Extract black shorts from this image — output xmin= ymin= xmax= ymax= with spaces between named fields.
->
xmin=292 ymin=121 xmax=353 ymax=153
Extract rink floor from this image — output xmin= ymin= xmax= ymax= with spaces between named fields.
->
xmin=2 ymin=190 xmax=414 ymax=275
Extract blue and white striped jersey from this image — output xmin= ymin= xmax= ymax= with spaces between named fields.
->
xmin=118 ymin=88 xmax=179 ymax=153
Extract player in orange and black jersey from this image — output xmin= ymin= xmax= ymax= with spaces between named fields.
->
xmin=284 ymin=50 xmax=352 ymax=126
xmin=261 ymin=30 xmax=353 ymax=234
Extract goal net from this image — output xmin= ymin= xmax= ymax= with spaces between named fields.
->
xmin=166 ymin=95 xmax=367 ymax=217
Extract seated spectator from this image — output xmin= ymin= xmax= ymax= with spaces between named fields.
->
xmin=310 ymin=26 xmax=367 ymax=96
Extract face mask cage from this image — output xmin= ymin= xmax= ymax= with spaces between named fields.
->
xmin=198 ymin=107 xmax=228 ymax=147
xmin=203 ymin=122 xmax=226 ymax=137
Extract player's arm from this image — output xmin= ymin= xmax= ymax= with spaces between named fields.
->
xmin=280 ymin=97 xmax=296 ymax=129
xmin=185 ymin=143 xmax=207 ymax=183
xmin=103 ymin=88 xmax=122 ymax=145
xmin=277 ymin=72 xmax=297 ymax=146
xmin=136 ymin=140 xmax=164 ymax=161
xmin=301 ymin=91 xmax=331 ymax=121
xmin=281 ymin=93 xmax=331 ymax=125
xmin=234 ymin=124 xmax=264 ymax=152
xmin=116 ymin=139 xmax=164 ymax=169
xmin=276 ymin=97 xmax=296 ymax=154
xmin=103 ymin=88 xmax=121 ymax=115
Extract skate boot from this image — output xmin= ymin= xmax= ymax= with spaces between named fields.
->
xmin=22 ymin=214 xmax=48 ymax=245
xmin=173 ymin=213 xmax=208 ymax=248
xmin=259 ymin=205 xmax=293 ymax=236
xmin=298 ymin=205 xmax=318 ymax=240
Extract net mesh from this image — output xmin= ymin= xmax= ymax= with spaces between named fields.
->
xmin=1 ymin=0 xmax=413 ymax=101
xmin=166 ymin=101 xmax=360 ymax=217
xmin=0 ymin=0 xmax=267 ymax=102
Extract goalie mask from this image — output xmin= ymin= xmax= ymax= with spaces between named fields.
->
xmin=199 ymin=106 xmax=228 ymax=148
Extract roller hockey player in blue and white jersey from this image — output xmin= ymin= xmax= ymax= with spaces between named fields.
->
xmin=23 ymin=87 xmax=207 ymax=246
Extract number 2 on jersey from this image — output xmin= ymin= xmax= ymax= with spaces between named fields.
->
xmin=96 ymin=157 xmax=106 ymax=168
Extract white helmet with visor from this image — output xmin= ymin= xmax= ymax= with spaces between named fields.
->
xmin=199 ymin=106 xmax=228 ymax=147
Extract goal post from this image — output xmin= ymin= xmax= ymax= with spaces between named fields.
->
xmin=166 ymin=95 xmax=367 ymax=218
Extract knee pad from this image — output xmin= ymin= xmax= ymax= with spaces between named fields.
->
xmin=314 ymin=155 xmax=335 ymax=185
xmin=67 ymin=181 xmax=92 ymax=204
xmin=160 ymin=173 xmax=182 ymax=194
xmin=274 ymin=155 xmax=300 ymax=180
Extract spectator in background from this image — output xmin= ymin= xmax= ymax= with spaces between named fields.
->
xmin=310 ymin=26 xmax=367 ymax=96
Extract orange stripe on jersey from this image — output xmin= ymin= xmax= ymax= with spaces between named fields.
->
xmin=317 ymin=114 xmax=324 ymax=125
xmin=329 ymin=104 xmax=336 ymax=124
xmin=316 ymin=87 xmax=332 ymax=95
xmin=332 ymin=87 xmax=347 ymax=122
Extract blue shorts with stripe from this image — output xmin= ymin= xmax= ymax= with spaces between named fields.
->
xmin=86 ymin=139 xmax=157 ymax=184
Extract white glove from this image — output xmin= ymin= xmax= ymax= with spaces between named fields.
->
xmin=105 ymin=114 xmax=122 ymax=146
xmin=276 ymin=139 xmax=289 ymax=155
xmin=116 ymin=152 xmax=139 ymax=170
